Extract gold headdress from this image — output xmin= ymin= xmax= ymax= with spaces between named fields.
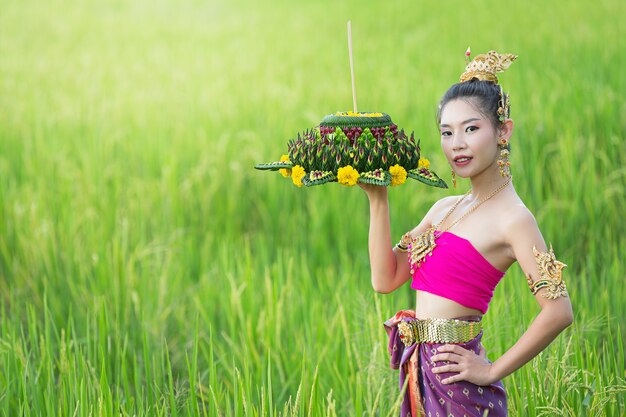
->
xmin=459 ymin=49 xmax=518 ymax=177
xmin=460 ymin=50 xmax=517 ymax=84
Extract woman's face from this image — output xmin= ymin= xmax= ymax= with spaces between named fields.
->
xmin=439 ymin=98 xmax=500 ymax=179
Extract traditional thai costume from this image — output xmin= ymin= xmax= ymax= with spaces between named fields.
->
xmin=386 ymin=231 xmax=508 ymax=417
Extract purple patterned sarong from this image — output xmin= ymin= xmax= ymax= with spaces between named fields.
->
xmin=385 ymin=310 xmax=507 ymax=417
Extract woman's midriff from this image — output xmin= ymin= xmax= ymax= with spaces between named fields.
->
xmin=415 ymin=290 xmax=483 ymax=319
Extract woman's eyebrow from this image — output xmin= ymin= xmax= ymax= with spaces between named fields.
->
xmin=439 ymin=117 xmax=481 ymax=128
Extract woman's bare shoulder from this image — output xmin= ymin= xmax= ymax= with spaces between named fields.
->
xmin=429 ymin=194 xmax=467 ymax=220
xmin=405 ymin=195 xmax=463 ymax=237
xmin=505 ymin=200 xmax=536 ymax=225
xmin=432 ymin=195 xmax=464 ymax=212
xmin=501 ymin=200 xmax=542 ymax=242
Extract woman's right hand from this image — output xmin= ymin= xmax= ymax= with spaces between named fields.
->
xmin=358 ymin=183 xmax=388 ymax=200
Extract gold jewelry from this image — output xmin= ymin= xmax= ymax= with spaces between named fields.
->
xmin=407 ymin=227 xmax=439 ymax=274
xmin=439 ymin=177 xmax=512 ymax=233
xmin=398 ymin=317 xmax=482 ymax=346
xmin=451 ymin=169 xmax=457 ymax=188
xmin=408 ymin=178 xmax=511 ymax=272
xmin=526 ymin=245 xmax=568 ymax=299
xmin=460 ymin=50 xmax=517 ymax=84
xmin=497 ymin=85 xmax=511 ymax=122
xmin=395 ymin=233 xmax=412 ymax=253
xmin=394 ymin=244 xmax=408 ymax=253
xmin=497 ymin=138 xmax=511 ymax=177
xmin=461 ymin=50 xmax=517 ymax=123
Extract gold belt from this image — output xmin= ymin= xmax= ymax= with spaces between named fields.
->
xmin=397 ymin=317 xmax=482 ymax=346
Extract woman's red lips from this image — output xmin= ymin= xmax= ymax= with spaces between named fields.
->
xmin=453 ymin=156 xmax=472 ymax=166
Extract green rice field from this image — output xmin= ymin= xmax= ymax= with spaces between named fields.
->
xmin=0 ymin=0 xmax=625 ymax=415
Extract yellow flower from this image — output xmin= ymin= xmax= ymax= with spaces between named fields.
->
xmin=418 ymin=158 xmax=430 ymax=169
xmin=291 ymin=165 xmax=306 ymax=187
xmin=389 ymin=164 xmax=407 ymax=186
xmin=337 ymin=165 xmax=360 ymax=186
xmin=279 ymin=154 xmax=291 ymax=177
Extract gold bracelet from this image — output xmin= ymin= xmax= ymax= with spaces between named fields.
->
xmin=395 ymin=244 xmax=409 ymax=253
xmin=526 ymin=244 xmax=568 ymax=299
xmin=395 ymin=232 xmax=412 ymax=253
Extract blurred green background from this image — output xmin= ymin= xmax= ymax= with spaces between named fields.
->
xmin=0 ymin=0 xmax=624 ymax=415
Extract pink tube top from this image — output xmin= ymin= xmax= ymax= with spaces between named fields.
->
xmin=410 ymin=231 xmax=505 ymax=314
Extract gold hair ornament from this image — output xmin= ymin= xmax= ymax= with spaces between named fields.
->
xmin=461 ymin=50 xmax=517 ymax=123
xmin=460 ymin=50 xmax=517 ymax=84
xmin=497 ymin=85 xmax=510 ymax=122
xmin=497 ymin=137 xmax=511 ymax=177
xmin=526 ymin=245 xmax=569 ymax=299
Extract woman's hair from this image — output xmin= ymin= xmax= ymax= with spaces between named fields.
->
xmin=436 ymin=79 xmax=509 ymax=131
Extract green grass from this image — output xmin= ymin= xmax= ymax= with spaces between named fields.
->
xmin=0 ymin=0 xmax=625 ymax=415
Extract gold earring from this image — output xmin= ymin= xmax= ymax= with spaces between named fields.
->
xmin=451 ymin=169 xmax=457 ymax=188
xmin=497 ymin=138 xmax=511 ymax=177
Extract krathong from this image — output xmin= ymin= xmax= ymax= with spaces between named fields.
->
xmin=255 ymin=111 xmax=447 ymax=188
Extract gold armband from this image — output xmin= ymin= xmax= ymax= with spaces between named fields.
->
xmin=394 ymin=233 xmax=412 ymax=253
xmin=526 ymin=244 xmax=568 ymax=299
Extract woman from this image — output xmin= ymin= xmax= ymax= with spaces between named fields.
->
xmin=360 ymin=51 xmax=573 ymax=416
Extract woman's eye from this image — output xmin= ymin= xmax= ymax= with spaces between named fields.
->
xmin=441 ymin=131 xmax=452 ymax=137
xmin=466 ymin=126 xmax=478 ymax=133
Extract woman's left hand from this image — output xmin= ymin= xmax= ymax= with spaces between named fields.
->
xmin=430 ymin=344 xmax=496 ymax=386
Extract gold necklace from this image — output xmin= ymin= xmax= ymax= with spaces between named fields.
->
xmin=409 ymin=177 xmax=512 ymax=273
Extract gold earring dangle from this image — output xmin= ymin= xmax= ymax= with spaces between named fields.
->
xmin=497 ymin=138 xmax=511 ymax=177
xmin=451 ymin=169 xmax=457 ymax=188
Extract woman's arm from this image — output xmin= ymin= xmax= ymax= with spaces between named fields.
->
xmin=361 ymin=184 xmax=407 ymax=293
xmin=487 ymin=212 xmax=573 ymax=382
xmin=430 ymin=210 xmax=573 ymax=385
xmin=360 ymin=184 xmax=438 ymax=294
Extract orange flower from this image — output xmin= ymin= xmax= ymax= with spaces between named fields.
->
xmin=291 ymin=165 xmax=305 ymax=187
xmin=279 ymin=154 xmax=291 ymax=177
xmin=389 ymin=164 xmax=407 ymax=186
xmin=337 ymin=165 xmax=360 ymax=186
